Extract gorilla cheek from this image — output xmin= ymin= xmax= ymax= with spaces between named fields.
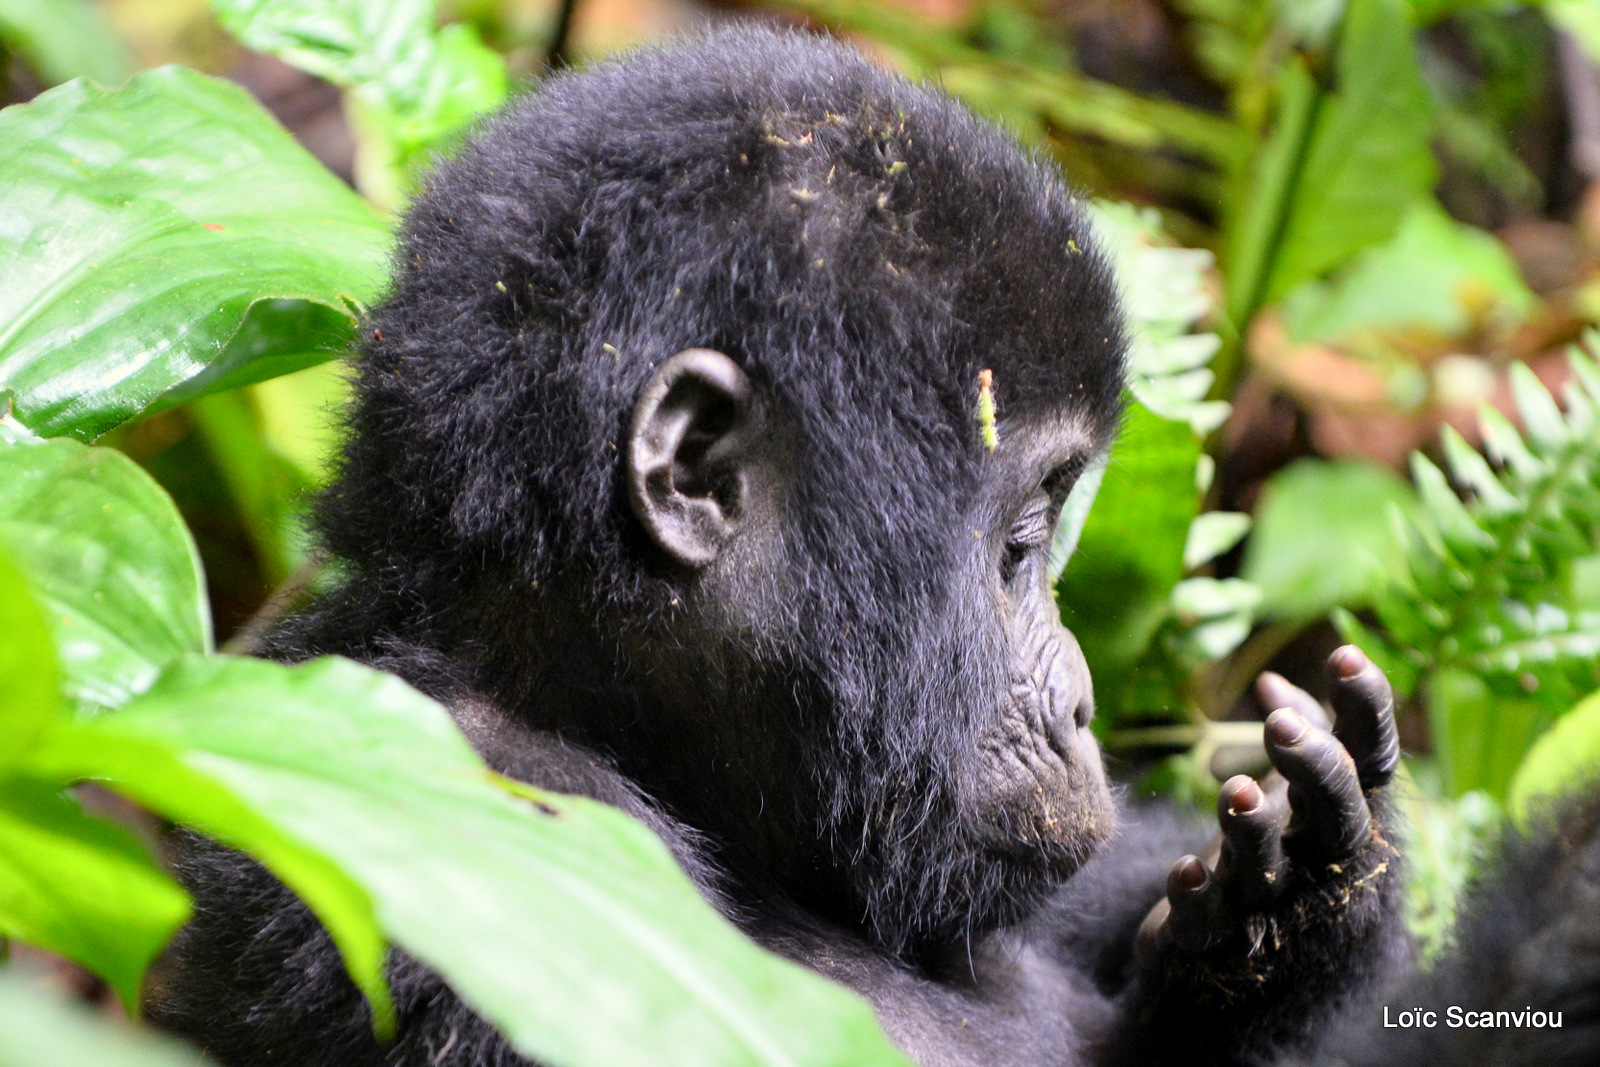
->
xmin=973 ymin=610 xmax=1113 ymax=860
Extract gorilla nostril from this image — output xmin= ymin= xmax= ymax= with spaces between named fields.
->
xmin=1074 ymin=698 xmax=1094 ymax=731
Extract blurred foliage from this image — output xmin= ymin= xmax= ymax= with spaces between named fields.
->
xmin=210 ymin=0 xmax=510 ymax=204
xmin=1336 ymin=350 xmax=1600 ymax=794
xmin=0 ymin=969 xmax=216 ymax=1067
xmin=0 ymin=0 xmax=131 ymax=85
xmin=3 ymin=0 xmax=1600 ymax=1058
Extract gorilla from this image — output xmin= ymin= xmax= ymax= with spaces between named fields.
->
xmin=148 ymin=24 xmax=1593 ymax=1067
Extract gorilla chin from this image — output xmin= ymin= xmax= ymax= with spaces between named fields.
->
xmin=970 ymin=714 xmax=1114 ymax=883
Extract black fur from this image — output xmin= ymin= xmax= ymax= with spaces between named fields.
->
xmin=145 ymin=25 xmax=1595 ymax=1067
xmin=1302 ymin=787 xmax=1600 ymax=1067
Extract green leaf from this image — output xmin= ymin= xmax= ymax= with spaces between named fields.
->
xmin=1183 ymin=511 xmax=1252 ymax=570
xmin=0 ymin=438 xmax=209 ymax=708
xmin=38 ymin=655 xmax=908 ymax=1067
xmin=1395 ymin=761 xmax=1500 ymax=962
xmin=189 ymin=390 xmax=313 ymax=585
xmin=1059 ymin=405 xmax=1200 ymax=673
xmin=1281 ymin=202 xmax=1534 ymax=343
xmin=1410 ymin=452 xmax=1495 ymax=555
xmin=1227 ymin=0 xmax=1436 ymax=321
xmin=1242 ymin=459 xmax=1419 ymax=620
xmin=0 ymin=0 xmax=131 ymax=87
xmin=250 ymin=360 xmax=350 ymax=484
xmin=1508 ymin=687 xmax=1600 ymax=821
xmin=1509 ymin=362 xmax=1569 ymax=450
xmin=1266 ymin=0 xmax=1436 ymax=302
xmin=0 ymin=67 xmax=388 ymax=440
xmin=211 ymin=0 xmax=510 ymax=188
xmin=1550 ymin=0 xmax=1600 ymax=69
xmin=1091 ymin=201 xmax=1230 ymax=434
xmin=775 ymin=0 xmax=1237 ymax=164
xmin=1429 ymin=668 xmax=1549 ymax=798
xmin=0 ymin=779 xmax=190 ymax=1009
xmin=0 ymin=547 xmax=58 ymax=758
xmin=0 ymin=969 xmax=213 ymax=1067
xmin=1171 ymin=576 xmax=1263 ymax=620
xmin=1171 ymin=577 xmax=1261 ymax=660
xmin=1439 ymin=425 xmax=1518 ymax=514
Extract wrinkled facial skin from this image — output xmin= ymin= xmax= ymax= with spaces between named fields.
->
xmin=964 ymin=415 xmax=1113 ymax=868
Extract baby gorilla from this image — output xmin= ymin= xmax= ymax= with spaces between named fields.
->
xmin=150 ymin=26 xmax=1404 ymax=1067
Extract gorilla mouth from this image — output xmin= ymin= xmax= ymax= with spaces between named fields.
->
xmin=971 ymin=746 xmax=1115 ymax=870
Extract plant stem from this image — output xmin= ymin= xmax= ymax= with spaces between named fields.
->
xmin=545 ymin=0 xmax=580 ymax=69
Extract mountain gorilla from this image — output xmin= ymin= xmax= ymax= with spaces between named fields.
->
xmin=152 ymin=25 xmax=1423 ymax=1067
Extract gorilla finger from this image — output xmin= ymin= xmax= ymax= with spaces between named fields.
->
xmin=1134 ymin=897 xmax=1170 ymax=966
xmin=1326 ymin=645 xmax=1400 ymax=790
xmin=1255 ymin=671 xmax=1331 ymax=731
xmin=1164 ymin=855 xmax=1232 ymax=953
xmin=1216 ymin=775 xmax=1288 ymax=912
xmin=1264 ymin=708 xmax=1370 ymax=860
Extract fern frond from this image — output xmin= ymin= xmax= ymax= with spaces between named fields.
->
xmin=1346 ymin=342 xmax=1600 ymax=714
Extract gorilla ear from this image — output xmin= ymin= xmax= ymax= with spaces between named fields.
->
xmin=627 ymin=348 xmax=759 ymax=567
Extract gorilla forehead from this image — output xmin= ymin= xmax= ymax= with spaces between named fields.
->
xmin=342 ymin=26 xmax=1125 ymax=592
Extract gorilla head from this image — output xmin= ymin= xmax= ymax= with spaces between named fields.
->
xmin=318 ymin=26 xmax=1127 ymax=955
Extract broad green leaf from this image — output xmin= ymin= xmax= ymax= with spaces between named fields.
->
xmin=1171 ymin=577 xmax=1263 ymax=620
xmin=1508 ymin=688 xmax=1600 ymax=821
xmin=1429 ymin=668 xmax=1550 ymax=798
xmin=40 ymin=655 xmax=908 ymax=1067
xmin=0 ymin=780 xmax=190 ymax=1008
xmin=211 ymin=0 xmax=510 ymax=191
xmin=0 ymin=0 xmax=131 ymax=87
xmin=250 ymin=360 xmax=350 ymax=484
xmin=1059 ymin=405 xmax=1200 ymax=673
xmin=1227 ymin=0 xmax=1436 ymax=320
xmin=0 ymin=970 xmax=213 ymax=1067
xmin=1242 ymin=459 xmax=1419 ymax=620
xmin=0 ymin=547 xmax=57 ymax=756
xmin=189 ymin=390 xmax=314 ymax=586
xmin=0 ymin=438 xmax=209 ymax=707
xmin=1282 ymin=202 xmax=1534 ymax=343
xmin=0 ymin=67 xmax=388 ymax=440
xmin=1266 ymin=0 xmax=1436 ymax=302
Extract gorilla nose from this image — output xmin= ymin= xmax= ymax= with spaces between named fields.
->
xmin=1041 ymin=639 xmax=1094 ymax=752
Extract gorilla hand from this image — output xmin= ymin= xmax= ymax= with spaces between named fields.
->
xmin=1137 ymin=645 xmax=1401 ymax=959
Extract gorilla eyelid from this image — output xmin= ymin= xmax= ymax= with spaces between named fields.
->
xmin=1007 ymin=494 xmax=1053 ymax=549
xmin=1041 ymin=456 xmax=1088 ymax=500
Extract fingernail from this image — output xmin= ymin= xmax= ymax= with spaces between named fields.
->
xmin=1265 ymin=708 xmax=1306 ymax=745
xmin=1332 ymin=645 xmax=1365 ymax=678
xmin=1176 ymin=856 xmax=1206 ymax=890
xmin=1226 ymin=778 xmax=1262 ymax=816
